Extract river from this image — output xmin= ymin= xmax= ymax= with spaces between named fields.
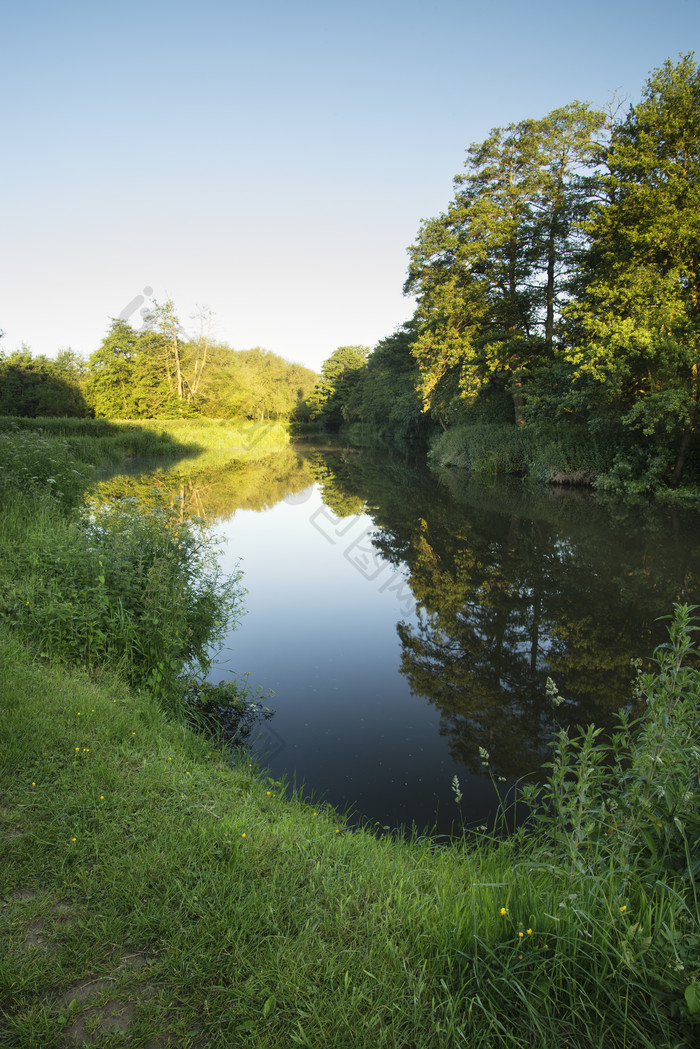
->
xmin=93 ymin=435 xmax=700 ymax=837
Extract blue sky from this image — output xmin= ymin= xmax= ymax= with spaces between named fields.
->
xmin=2 ymin=0 xmax=699 ymax=372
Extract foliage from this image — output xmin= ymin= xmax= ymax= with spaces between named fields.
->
xmin=0 ymin=425 xmax=94 ymax=508
xmin=0 ymin=346 xmax=90 ymax=418
xmin=404 ymin=103 xmax=604 ymax=426
xmin=566 ymin=54 xmax=700 ymax=487
xmin=342 ymin=323 xmax=430 ymax=440
xmin=385 ymin=55 xmax=700 ymax=497
xmin=483 ymin=603 xmax=700 ymax=1043
xmin=82 ymin=316 xmax=318 ymax=421
xmin=0 ymin=432 xmax=243 ymax=705
xmin=306 ymin=345 xmax=370 ymax=426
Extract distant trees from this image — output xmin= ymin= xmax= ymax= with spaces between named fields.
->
xmin=0 ymin=347 xmax=90 ymax=417
xmin=83 ymin=315 xmax=317 ymax=421
xmin=306 ymin=345 xmax=370 ymax=427
xmin=0 ymin=308 xmax=317 ymax=422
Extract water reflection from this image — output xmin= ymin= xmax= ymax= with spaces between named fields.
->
xmin=89 ymin=435 xmax=700 ymax=832
xmin=311 ymin=450 xmax=700 ymax=782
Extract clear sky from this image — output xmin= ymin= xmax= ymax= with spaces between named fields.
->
xmin=2 ymin=0 xmax=699 ymax=372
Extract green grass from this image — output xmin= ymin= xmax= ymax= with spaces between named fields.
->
xmin=2 ymin=624 xmax=698 ymax=1048
xmin=427 ymin=421 xmax=615 ymax=483
xmin=1 ymin=420 xmax=698 ymax=1047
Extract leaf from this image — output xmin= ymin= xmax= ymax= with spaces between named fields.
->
xmin=685 ymin=982 xmax=700 ymax=1015
xmin=263 ymin=994 xmax=276 ymax=1018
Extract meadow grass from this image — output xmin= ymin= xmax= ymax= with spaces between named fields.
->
xmin=1 ymin=421 xmax=698 ymax=1047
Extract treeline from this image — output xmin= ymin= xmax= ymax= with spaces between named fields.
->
xmin=0 ymin=306 xmax=317 ymax=422
xmin=309 ymin=55 xmax=700 ymax=491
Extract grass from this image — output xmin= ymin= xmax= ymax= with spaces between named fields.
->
xmin=2 ymin=623 xmax=698 ymax=1048
xmin=1 ymin=418 xmax=698 ymax=1047
xmin=427 ymin=421 xmax=616 ymax=484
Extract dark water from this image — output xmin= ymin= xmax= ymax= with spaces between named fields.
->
xmin=94 ymin=439 xmax=700 ymax=836
xmin=206 ymin=442 xmax=700 ymax=836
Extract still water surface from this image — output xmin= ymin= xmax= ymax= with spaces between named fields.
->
xmin=98 ymin=439 xmax=700 ymax=836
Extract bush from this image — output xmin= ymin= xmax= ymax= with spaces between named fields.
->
xmin=1 ymin=492 xmax=244 ymax=705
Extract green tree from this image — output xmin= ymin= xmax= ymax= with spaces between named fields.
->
xmin=344 ymin=323 xmax=427 ymax=439
xmin=85 ymin=319 xmax=139 ymax=418
xmin=405 ymin=104 xmax=604 ymax=427
xmin=0 ymin=347 xmax=90 ymax=417
xmin=567 ymin=55 xmax=700 ymax=485
xmin=307 ymin=346 xmax=370 ymax=427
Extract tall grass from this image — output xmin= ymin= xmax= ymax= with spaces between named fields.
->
xmin=0 ymin=422 xmax=698 ymax=1047
xmin=428 ymin=421 xmax=615 ymax=483
xmin=0 ymin=428 xmax=243 ymax=706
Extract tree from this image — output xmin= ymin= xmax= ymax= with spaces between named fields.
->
xmin=566 ymin=54 xmax=700 ymax=484
xmin=0 ymin=346 xmax=90 ymax=417
xmin=85 ymin=319 xmax=140 ymax=417
xmin=405 ymin=103 xmax=604 ymax=426
xmin=307 ymin=346 xmax=370 ymax=427
xmin=343 ymin=323 xmax=427 ymax=439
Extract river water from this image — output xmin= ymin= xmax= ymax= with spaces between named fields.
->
xmin=94 ymin=436 xmax=700 ymax=837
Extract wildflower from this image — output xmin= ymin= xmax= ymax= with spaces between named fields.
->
xmin=71 ymin=837 xmax=76 ymax=842
xmin=478 ymin=746 xmax=490 ymax=764
xmin=620 ymin=905 xmax=627 ymax=913
xmin=527 ymin=928 xmax=532 ymax=935
xmin=500 ymin=907 xmax=507 ymax=916
xmin=241 ymin=833 xmax=246 ymax=838
xmin=266 ymin=791 xmax=272 ymax=796
xmin=31 ymin=782 xmax=35 ymax=787
xmin=75 ymin=747 xmax=80 ymax=752
xmin=185 ymin=772 xmax=190 ymax=776
xmin=519 ymin=932 xmax=524 ymax=938
xmin=100 ymin=795 xmax=104 ymax=800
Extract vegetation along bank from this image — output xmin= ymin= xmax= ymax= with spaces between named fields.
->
xmin=0 ymin=420 xmax=698 ymax=1048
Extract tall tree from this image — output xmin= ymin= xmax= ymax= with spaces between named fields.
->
xmin=405 ymin=103 xmax=604 ymax=426
xmin=567 ymin=54 xmax=700 ymax=483
xmin=307 ymin=346 xmax=370 ymax=427
xmin=85 ymin=319 xmax=139 ymax=418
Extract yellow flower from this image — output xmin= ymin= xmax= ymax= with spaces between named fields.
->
xmin=75 ymin=747 xmax=80 ymax=752
xmin=71 ymin=837 xmax=76 ymax=842
xmin=527 ymin=928 xmax=532 ymax=935
xmin=518 ymin=931 xmax=524 ymax=938
xmin=266 ymin=791 xmax=272 ymax=796
xmin=620 ymin=905 xmax=627 ymax=913
xmin=241 ymin=833 xmax=246 ymax=838
xmin=31 ymin=782 xmax=35 ymax=787
xmin=500 ymin=907 xmax=507 ymax=916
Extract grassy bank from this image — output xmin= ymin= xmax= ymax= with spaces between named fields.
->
xmin=1 ymin=422 xmax=699 ymax=1047
xmin=427 ymin=422 xmax=615 ymax=485
xmin=0 ymin=417 xmax=291 ymax=470
xmin=427 ymin=421 xmax=700 ymax=502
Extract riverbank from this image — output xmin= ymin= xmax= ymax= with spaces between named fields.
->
xmin=1 ymin=420 xmax=698 ymax=1047
xmin=425 ymin=421 xmax=700 ymax=502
